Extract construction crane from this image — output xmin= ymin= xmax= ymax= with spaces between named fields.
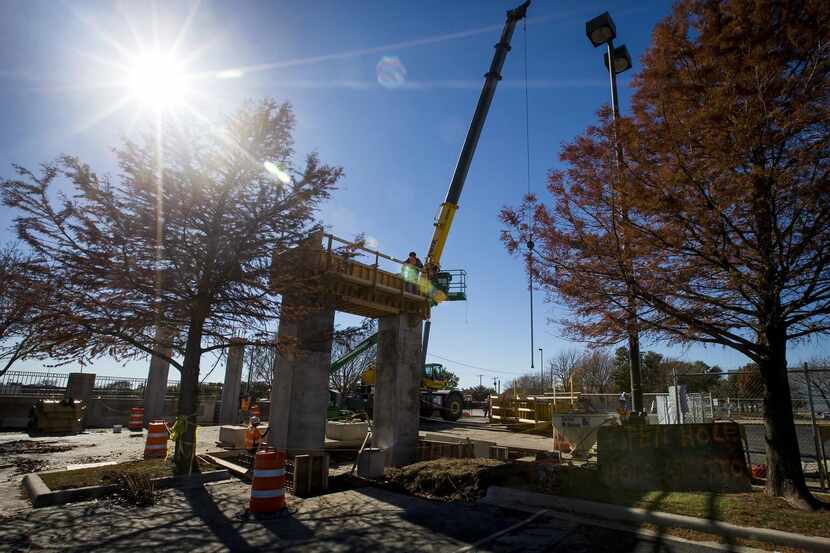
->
xmin=332 ymin=1 xmax=531 ymax=421
xmin=424 ymin=0 xmax=531 ymax=282
xmin=419 ymin=0 xmax=531 ymax=415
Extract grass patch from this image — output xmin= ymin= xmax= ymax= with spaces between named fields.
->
xmin=544 ymin=465 xmax=830 ymax=539
xmin=39 ymin=458 xmax=202 ymax=491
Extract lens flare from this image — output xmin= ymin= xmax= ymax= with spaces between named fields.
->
xmin=264 ymin=161 xmax=291 ymax=184
xmin=376 ymin=56 xmax=407 ymax=89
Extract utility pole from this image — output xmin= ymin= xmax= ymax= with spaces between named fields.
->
xmin=477 ymin=374 xmax=484 ymax=387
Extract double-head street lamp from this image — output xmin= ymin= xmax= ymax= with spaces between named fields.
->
xmin=586 ymin=11 xmax=633 ymax=121
xmin=585 ymin=12 xmax=643 ymax=418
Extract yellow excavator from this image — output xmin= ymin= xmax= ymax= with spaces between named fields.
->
xmin=332 ymin=1 xmax=530 ymax=421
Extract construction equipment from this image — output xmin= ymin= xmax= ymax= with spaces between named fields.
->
xmin=328 ymin=2 xmax=531 ymax=422
xmin=330 ymin=333 xmax=464 ymax=420
xmin=419 ymin=0 xmax=530 ymax=392
xmin=423 ymin=0 xmax=530 ymax=288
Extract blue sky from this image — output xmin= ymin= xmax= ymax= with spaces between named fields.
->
xmin=1 ymin=0 xmax=825 ymax=387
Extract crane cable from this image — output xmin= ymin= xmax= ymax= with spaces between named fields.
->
xmin=523 ymin=17 xmax=535 ymax=373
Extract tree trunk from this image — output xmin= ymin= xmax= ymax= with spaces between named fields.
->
xmin=759 ymin=326 xmax=822 ymax=510
xmin=173 ymin=303 xmax=208 ymax=475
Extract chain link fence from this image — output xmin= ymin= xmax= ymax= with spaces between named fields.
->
xmin=675 ymin=364 xmax=830 ymax=487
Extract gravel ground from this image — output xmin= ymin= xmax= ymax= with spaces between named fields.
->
xmin=0 ymin=425 xmax=221 ymax=516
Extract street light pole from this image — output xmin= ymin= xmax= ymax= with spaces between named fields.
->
xmin=538 ymin=348 xmax=544 ymax=393
xmin=586 ymin=11 xmax=642 ymax=417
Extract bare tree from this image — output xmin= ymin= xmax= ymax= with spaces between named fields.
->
xmin=574 ymin=349 xmax=614 ymax=393
xmin=550 ymin=349 xmax=580 ymax=391
xmin=329 ymin=319 xmax=376 ymax=404
xmin=243 ymin=335 xmax=276 ymax=401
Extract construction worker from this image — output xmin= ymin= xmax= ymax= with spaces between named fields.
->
xmin=245 ymin=416 xmax=264 ymax=452
xmin=402 ymin=251 xmax=423 ymax=288
xmin=404 ymin=251 xmax=424 ymax=270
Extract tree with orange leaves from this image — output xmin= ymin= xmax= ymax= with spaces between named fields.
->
xmin=503 ymin=0 xmax=830 ymax=509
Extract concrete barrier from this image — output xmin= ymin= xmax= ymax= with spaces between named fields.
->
xmin=326 ymin=421 xmax=368 ymax=442
xmin=422 ymin=433 xmax=496 ymax=458
xmin=0 ymin=395 xmax=219 ymax=430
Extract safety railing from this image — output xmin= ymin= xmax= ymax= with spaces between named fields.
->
xmin=0 ymin=371 xmax=69 ymax=398
xmin=321 ymin=233 xmax=430 ymax=300
xmin=92 ymin=375 xmax=149 ymax=398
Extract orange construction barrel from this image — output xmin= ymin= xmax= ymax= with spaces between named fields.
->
xmin=144 ymin=420 xmax=169 ymax=458
xmin=128 ymin=407 xmax=144 ymax=431
xmin=249 ymin=448 xmax=286 ymax=513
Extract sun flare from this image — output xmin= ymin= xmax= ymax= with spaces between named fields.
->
xmin=125 ymin=50 xmax=190 ymax=110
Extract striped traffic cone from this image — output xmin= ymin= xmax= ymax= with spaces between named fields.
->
xmin=249 ymin=448 xmax=286 ymax=514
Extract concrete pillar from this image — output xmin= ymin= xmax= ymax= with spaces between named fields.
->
xmin=218 ymin=339 xmax=245 ymax=424
xmin=66 ymin=373 xmax=95 ymax=402
xmin=268 ymin=293 xmax=335 ymax=454
xmin=373 ymin=313 xmax=423 ymax=467
xmin=144 ymin=326 xmax=173 ymax=426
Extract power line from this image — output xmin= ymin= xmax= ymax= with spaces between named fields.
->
xmin=427 ymin=353 xmax=524 ymax=376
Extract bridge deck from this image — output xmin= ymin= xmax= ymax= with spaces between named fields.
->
xmin=272 ymin=232 xmax=430 ymax=319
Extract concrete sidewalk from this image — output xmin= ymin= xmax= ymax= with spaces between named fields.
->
xmin=0 ymin=479 xmax=733 ymax=552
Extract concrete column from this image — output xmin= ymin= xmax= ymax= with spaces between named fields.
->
xmin=268 ymin=293 xmax=335 ymax=454
xmin=218 ymin=339 xmax=245 ymax=425
xmin=373 ymin=313 xmax=423 ymax=467
xmin=144 ymin=326 xmax=173 ymax=426
xmin=66 ymin=373 xmax=95 ymax=402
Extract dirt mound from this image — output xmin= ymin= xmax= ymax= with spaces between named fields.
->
xmin=0 ymin=440 xmax=78 ymax=456
xmin=384 ymin=458 xmax=514 ymax=502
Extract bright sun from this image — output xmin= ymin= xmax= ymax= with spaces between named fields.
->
xmin=126 ymin=50 xmax=190 ymax=110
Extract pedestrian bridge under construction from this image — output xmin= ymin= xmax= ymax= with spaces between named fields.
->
xmin=271 ymin=231 xmax=465 ymax=320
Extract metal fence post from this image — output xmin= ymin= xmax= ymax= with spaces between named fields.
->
xmin=672 ymin=367 xmax=682 ymax=424
xmin=804 ymin=362 xmax=828 ymax=489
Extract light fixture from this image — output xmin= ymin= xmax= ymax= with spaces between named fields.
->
xmin=603 ymin=45 xmax=633 ymax=74
xmin=586 ymin=11 xmax=616 ymax=48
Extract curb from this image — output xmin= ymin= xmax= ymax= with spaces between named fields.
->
xmin=482 ymin=485 xmax=830 ymax=553
xmin=23 ymin=469 xmax=230 ymax=508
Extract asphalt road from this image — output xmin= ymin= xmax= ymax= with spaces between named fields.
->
xmin=740 ymin=422 xmax=827 ymax=470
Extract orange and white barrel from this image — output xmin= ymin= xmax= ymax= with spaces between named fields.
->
xmin=249 ymin=448 xmax=286 ymax=513
xmin=128 ymin=407 xmax=144 ymax=431
xmin=250 ymin=404 xmax=261 ymax=418
xmin=144 ymin=420 xmax=169 ymax=458
xmin=245 ymin=425 xmax=262 ymax=450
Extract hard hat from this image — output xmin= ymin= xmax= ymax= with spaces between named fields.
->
xmin=250 ymin=416 xmax=261 ymax=425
